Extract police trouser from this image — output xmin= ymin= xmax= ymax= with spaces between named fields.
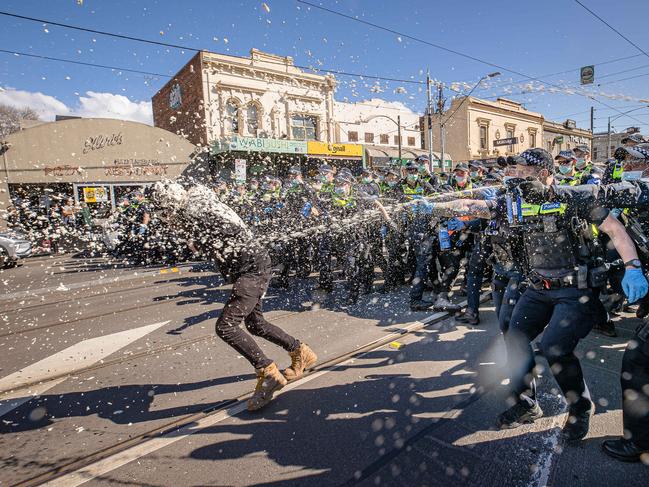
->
xmin=621 ymin=321 xmax=649 ymax=449
xmin=215 ymin=250 xmax=299 ymax=369
xmin=278 ymin=236 xmax=311 ymax=284
xmin=408 ymin=231 xmax=434 ymax=303
xmin=384 ymin=227 xmax=406 ymax=290
xmin=318 ymin=233 xmax=360 ymax=297
xmin=491 ymin=272 xmax=524 ymax=334
xmin=465 ymin=238 xmax=492 ymax=314
xmin=505 ymin=286 xmax=594 ymax=410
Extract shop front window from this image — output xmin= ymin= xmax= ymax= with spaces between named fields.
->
xmin=291 ymin=115 xmax=317 ymax=140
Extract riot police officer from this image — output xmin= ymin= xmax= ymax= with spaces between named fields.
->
xmin=423 ymin=148 xmax=648 ymax=442
xmin=555 ymin=150 xmax=580 ymax=186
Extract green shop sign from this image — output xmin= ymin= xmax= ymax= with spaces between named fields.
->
xmin=212 ymin=137 xmax=308 ymax=154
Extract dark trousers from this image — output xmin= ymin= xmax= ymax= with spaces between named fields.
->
xmin=408 ymin=232 xmax=433 ymax=303
xmin=466 ymin=239 xmax=492 ymax=314
xmin=506 ymin=287 xmax=594 ymax=410
xmin=215 ymin=251 xmax=299 ymax=369
xmin=492 ymin=272 xmax=524 ymax=334
xmin=318 ymin=233 xmax=360 ymax=299
xmin=384 ymin=227 xmax=406 ymax=290
xmin=621 ymin=322 xmax=649 ymax=449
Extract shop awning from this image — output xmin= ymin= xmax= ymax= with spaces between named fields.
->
xmin=364 ymin=145 xmax=452 ymax=167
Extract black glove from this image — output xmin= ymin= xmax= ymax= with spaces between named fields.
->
xmin=517 ymin=178 xmax=548 ymax=204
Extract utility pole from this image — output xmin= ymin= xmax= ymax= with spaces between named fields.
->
xmin=426 ymin=71 xmax=434 ymax=172
xmin=590 ymin=107 xmax=594 ymax=154
xmin=607 ymin=116 xmax=612 ymax=159
xmin=437 ymin=83 xmax=445 ymax=170
xmin=397 ymin=114 xmax=402 ymax=160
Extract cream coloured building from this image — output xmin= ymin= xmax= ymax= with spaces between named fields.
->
xmin=153 ymin=49 xmax=337 ymax=147
xmin=422 ymin=97 xmax=545 ymax=163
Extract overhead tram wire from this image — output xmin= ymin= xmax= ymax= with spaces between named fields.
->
xmin=0 ymin=48 xmax=170 ymax=78
xmin=574 ymin=0 xmax=649 ymax=60
xmin=0 ymin=10 xmax=423 ymax=86
xmin=295 ymin=0 xmax=647 ymax=127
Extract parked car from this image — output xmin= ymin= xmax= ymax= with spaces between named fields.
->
xmin=0 ymin=231 xmax=32 ymax=268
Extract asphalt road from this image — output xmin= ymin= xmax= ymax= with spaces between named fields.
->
xmin=0 ymin=255 xmax=647 ymax=487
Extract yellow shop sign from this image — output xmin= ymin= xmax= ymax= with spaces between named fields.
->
xmin=307 ymin=142 xmax=363 ymax=158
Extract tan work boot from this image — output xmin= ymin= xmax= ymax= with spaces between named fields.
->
xmin=247 ymin=362 xmax=287 ymax=411
xmin=283 ymin=343 xmax=317 ymax=382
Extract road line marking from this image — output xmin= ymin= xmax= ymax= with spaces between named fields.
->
xmin=43 ymin=306 xmax=465 ymax=487
xmin=0 ymin=321 xmax=169 ymax=415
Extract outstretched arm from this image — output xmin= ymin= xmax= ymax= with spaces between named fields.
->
xmin=427 ymin=199 xmax=492 ymax=219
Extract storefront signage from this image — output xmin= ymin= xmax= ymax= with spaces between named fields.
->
xmin=212 ymin=137 xmax=308 ymax=154
xmin=493 ymin=137 xmax=518 ymax=147
xmin=83 ymin=132 xmax=123 ymax=154
xmin=43 ymin=164 xmax=82 ymax=176
xmin=169 ymin=83 xmax=182 ymax=109
xmin=104 ymin=159 xmax=168 ymax=177
xmin=234 ymin=159 xmax=247 ymax=182
xmin=83 ymin=186 xmax=109 ymax=203
xmin=307 ymin=141 xmax=363 ymax=158
xmin=569 ymin=135 xmax=589 ymax=145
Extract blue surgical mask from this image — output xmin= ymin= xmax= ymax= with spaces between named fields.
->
xmin=362 ymin=177 xmax=372 ymax=184
xmin=470 ymin=171 xmax=479 ymax=178
xmin=406 ymin=174 xmax=419 ymax=183
xmin=559 ymin=165 xmax=573 ymax=175
xmin=455 ymin=175 xmax=468 ymax=185
xmin=334 ymin=186 xmax=347 ymax=197
xmin=575 ymin=158 xmax=588 ymax=170
xmin=387 ymin=180 xmax=397 ymax=188
xmin=622 ymin=171 xmax=643 ymax=181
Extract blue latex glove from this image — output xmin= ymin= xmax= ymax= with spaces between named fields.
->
xmin=480 ymin=187 xmax=498 ymax=200
xmin=622 ymin=268 xmax=649 ymax=304
xmin=138 ymin=224 xmax=147 ymax=235
xmin=263 ymin=207 xmax=273 ymax=214
xmin=447 ymin=218 xmax=465 ymax=231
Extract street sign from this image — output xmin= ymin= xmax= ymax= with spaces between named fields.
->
xmin=83 ymin=186 xmax=108 ymax=203
xmin=493 ymin=137 xmax=518 ymax=147
xmin=580 ymin=65 xmax=595 ymax=85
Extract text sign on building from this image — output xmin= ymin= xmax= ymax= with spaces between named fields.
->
xmin=493 ymin=137 xmax=518 ymax=147
xmin=234 ymin=159 xmax=247 ymax=182
xmin=580 ymin=65 xmax=595 ymax=85
xmin=83 ymin=187 xmax=109 ymax=203
xmin=169 ymin=83 xmax=182 ymax=109
xmin=307 ymin=141 xmax=363 ymax=158
xmin=212 ymin=137 xmax=308 ymax=154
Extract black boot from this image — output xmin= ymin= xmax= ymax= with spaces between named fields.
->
xmin=455 ymin=309 xmax=479 ymax=326
xmin=562 ymin=401 xmax=593 ymax=442
xmin=497 ymin=400 xmax=543 ymax=429
xmin=602 ymin=438 xmax=649 ymax=462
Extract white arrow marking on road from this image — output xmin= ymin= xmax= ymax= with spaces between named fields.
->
xmin=0 ymin=321 xmax=169 ymax=417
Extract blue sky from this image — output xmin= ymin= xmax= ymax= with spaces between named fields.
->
xmin=1 ymin=0 xmax=648 ymax=132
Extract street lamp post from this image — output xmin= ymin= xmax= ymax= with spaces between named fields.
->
xmin=397 ymin=115 xmax=402 ymax=160
xmin=606 ymin=105 xmax=649 ymax=159
xmin=439 ymin=72 xmax=501 ymax=166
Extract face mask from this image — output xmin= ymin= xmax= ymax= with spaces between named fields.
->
xmin=362 ymin=177 xmax=372 ymax=184
xmin=387 ymin=180 xmax=397 ymax=188
xmin=455 ymin=175 xmax=467 ymax=185
xmin=622 ymin=171 xmax=644 ymax=181
xmin=575 ymin=158 xmax=587 ymax=170
xmin=290 ymin=180 xmax=299 ymax=188
xmin=334 ymin=186 xmax=348 ymax=197
xmin=250 ymin=185 xmax=258 ymax=191
xmin=559 ymin=165 xmax=573 ymax=175
xmin=319 ymin=175 xmax=329 ymax=183
xmin=470 ymin=171 xmax=479 ymax=178
xmin=406 ymin=174 xmax=419 ymax=183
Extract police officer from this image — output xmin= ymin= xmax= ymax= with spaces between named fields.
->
xmin=380 ymin=168 xmax=408 ymax=291
xmin=593 ymin=145 xmax=649 ymax=461
xmin=555 ymin=150 xmax=580 ymax=186
xmin=469 ymin=160 xmax=486 ymax=186
xmin=423 ymin=148 xmax=648 ymax=442
xmin=573 ymin=145 xmax=593 ymax=183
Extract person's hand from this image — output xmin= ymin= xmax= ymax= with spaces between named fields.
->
xmin=517 ymin=178 xmax=548 ymax=204
xmin=480 ymin=187 xmax=498 ymax=200
xmin=622 ymin=268 xmax=649 ymax=304
xmin=447 ymin=217 xmax=465 ymax=231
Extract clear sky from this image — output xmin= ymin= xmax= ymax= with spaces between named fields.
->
xmin=1 ymin=0 xmax=648 ymax=133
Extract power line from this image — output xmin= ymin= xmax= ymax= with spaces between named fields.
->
xmin=0 ymin=48 xmax=170 ymax=78
xmin=0 ymin=10 xmax=423 ymax=86
xmin=573 ymin=0 xmax=649 ymax=60
xmin=296 ymin=0 xmax=648 ymax=127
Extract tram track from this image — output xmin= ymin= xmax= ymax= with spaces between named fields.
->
xmin=10 ymin=297 xmax=479 ymax=487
